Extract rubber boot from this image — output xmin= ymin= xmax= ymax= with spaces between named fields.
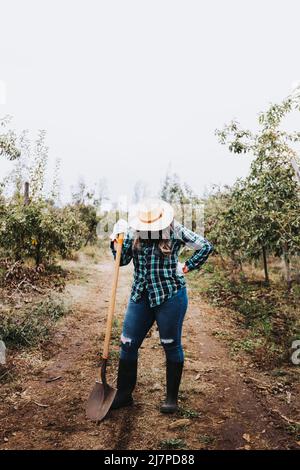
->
xmin=110 ymin=358 xmax=137 ymax=410
xmin=160 ymin=360 xmax=184 ymax=414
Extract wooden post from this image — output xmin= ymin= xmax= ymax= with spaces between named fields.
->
xmin=24 ymin=182 xmax=30 ymax=206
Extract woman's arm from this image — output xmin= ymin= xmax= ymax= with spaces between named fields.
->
xmin=110 ymin=231 xmax=133 ymax=266
xmin=174 ymin=222 xmax=214 ymax=272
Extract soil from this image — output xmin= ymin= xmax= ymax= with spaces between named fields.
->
xmin=0 ymin=254 xmax=299 ymax=450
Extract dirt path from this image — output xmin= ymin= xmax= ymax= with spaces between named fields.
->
xmin=0 ymin=256 xmax=299 ymax=450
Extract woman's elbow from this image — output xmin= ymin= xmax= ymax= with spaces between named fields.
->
xmin=208 ymin=241 xmax=214 ymax=254
xmin=204 ymin=240 xmax=214 ymax=255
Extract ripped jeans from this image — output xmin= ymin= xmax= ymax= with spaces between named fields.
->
xmin=120 ymin=287 xmax=188 ymax=363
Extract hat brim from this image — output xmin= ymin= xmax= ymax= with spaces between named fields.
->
xmin=128 ymin=200 xmax=174 ymax=232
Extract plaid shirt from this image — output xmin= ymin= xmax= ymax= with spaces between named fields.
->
xmin=111 ymin=220 xmax=213 ymax=307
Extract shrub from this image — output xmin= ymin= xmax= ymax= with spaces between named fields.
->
xmin=0 ymin=200 xmax=88 ymax=265
xmin=0 ymin=296 xmax=68 ymax=347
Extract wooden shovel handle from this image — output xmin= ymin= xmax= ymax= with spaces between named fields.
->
xmin=102 ymin=233 xmax=124 ymax=359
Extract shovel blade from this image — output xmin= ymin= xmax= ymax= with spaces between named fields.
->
xmin=86 ymin=381 xmax=117 ymax=422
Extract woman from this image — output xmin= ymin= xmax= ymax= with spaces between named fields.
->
xmin=110 ymin=198 xmax=213 ymax=413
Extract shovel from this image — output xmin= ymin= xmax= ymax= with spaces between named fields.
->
xmin=86 ymin=233 xmax=124 ymax=422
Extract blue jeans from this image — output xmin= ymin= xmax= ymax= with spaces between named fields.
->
xmin=120 ymin=287 xmax=188 ymax=363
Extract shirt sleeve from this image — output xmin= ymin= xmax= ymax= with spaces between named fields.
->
xmin=110 ymin=230 xmax=133 ymax=266
xmin=174 ymin=221 xmax=214 ymax=272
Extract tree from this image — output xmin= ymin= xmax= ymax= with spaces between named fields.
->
xmin=0 ymin=200 xmax=88 ymax=265
xmin=2 ymin=128 xmax=52 ymax=202
xmin=29 ymin=130 xmax=48 ymax=200
xmin=215 ymin=91 xmax=300 ymax=289
xmin=50 ymin=158 xmax=61 ymax=205
xmin=160 ymin=171 xmax=200 ymax=226
xmin=0 ymin=127 xmax=91 ymax=265
xmin=71 ymin=178 xmax=101 ymax=246
xmin=0 ymin=116 xmax=20 ymax=161
xmin=132 ymin=180 xmax=149 ymax=204
xmin=96 ymin=177 xmax=109 ymax=209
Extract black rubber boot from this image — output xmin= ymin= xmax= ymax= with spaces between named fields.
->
xmin=110 ymin=358 xmax=138 ymax=410
xmin=160 ymin=360 xmax=184 ymax=414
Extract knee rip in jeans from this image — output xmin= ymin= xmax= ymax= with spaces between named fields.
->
xmin=160 ymin=338 xmax=175 ymax=346
xmin=121 ymin=333 xmax=132 ymax=346
xmin=121 ymin=334 xmax=133 ymax=351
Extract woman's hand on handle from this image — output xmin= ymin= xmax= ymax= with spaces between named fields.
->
xmin=110 ymin=219 xmax=128 ymax=243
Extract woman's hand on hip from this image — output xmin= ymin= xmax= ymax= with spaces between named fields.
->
xmin=182 ymin=264 xmax=189 ymax=274
xmin=177 ymin=262 xmax=189 ymax=275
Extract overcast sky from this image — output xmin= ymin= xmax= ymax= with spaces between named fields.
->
xmin=1 ymin=0 xmax=300 ymax=203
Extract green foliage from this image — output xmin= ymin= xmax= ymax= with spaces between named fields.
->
xmin=0 ymin=200 xmax=88 ymax=265
xmin=286 ymin=423 xmax=300 ymax=440
xmin=198 ymin=434 xmax=216 ymax=446
xmin=29 ymin=130 xmax=48 ymax=200
xmin=0 ymin=116 xmax=20 ymax=161
xmin=0 ymin=123 xmax=102 ymax=267
xmin=0 ymin=296 xmax=68 ymax=347
xmin=159 ymin=439 xmax=186 ymax=450
xmin=212 ymin=92 xmax=300 ymax=288
xmin=189 ymin=261 xmax=300 ymax=366
xmin=160 ymin=171 xmax=200 ymax=206
xmin=76 ymin=204 xmax=100 ymax=246
xmin=179 ymin=407 xmax=199 ymax=418
xmin=71 ymin=178 xmax=102 ymax=246
xmin=160 ymin=171 xmax=202 ymax=229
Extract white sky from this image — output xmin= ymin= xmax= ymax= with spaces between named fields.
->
xmin=1 ymin=0 xmax=300 ymax=203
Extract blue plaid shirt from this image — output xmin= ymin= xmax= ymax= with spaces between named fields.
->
xmin=111 ymin=220 xmax=213 ymax=307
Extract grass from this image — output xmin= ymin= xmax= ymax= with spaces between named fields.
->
xmin=178 ymin=391 xmax=189 ymax=402
xmin=0 ymin=296 xmax=69 ymax=348
xmin=80 ymin=243 xmax=107 ymax=264
xmin=198 ymin=434 xmax=216 ymax=446
xmin=109 ymin=350 xmax=120 ymax=361
xmin=187 ymin=257 xmax=300 ymax=368
xmin=286 ymin=423 xmax=300 ymax=440
xmin=231 ymin=338 xmax=262 ymax=355
xmin=111 ymin=317 xmax=122 ymax=346
xmin=0 ymin=368 xmax=15 ymax=384
xmin=81 ymin=245 xmax=100 ymax=261
xmin=113 ymin=317 xmax=121 ymax=330
xmin=212 ymin=330 xmax=232 ymax=340
xmin=179 ymin=407 xmax=199 ymax=419
xmin=159 ymin=438 xmax=186 ymax=450
xmin=270 ymin=369 xmax=289 ymax=377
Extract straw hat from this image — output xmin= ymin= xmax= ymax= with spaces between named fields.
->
xmin=129 ymin=198 xmax=174 ymax=232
